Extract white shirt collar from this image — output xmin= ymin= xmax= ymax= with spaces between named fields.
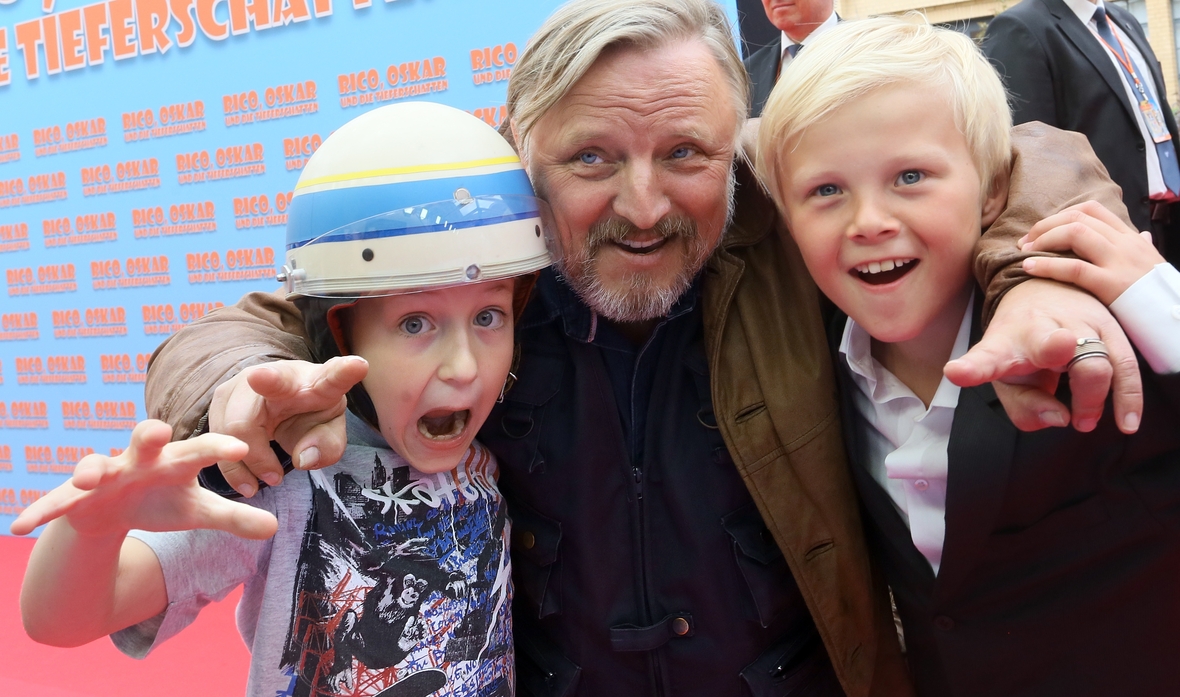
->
xmin=1063 ymin=0 xmax=1103 ymax=26
xmin=838 ymin=295 xmax=975 ymax=409
xmin=781 ymin=12 xmax=839 ymax=61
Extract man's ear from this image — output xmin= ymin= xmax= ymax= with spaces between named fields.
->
xmin=508 ymin=119 xmax=526 ymax=166
xmin=980 ymin=165 xmax=1010 ymax=227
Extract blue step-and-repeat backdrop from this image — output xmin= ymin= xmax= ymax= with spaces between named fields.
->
xmin=0 ymin=0 xmax=741 ymax=530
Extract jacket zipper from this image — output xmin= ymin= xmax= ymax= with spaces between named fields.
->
xmin=630 ymin=334 xmax=665 ymax=697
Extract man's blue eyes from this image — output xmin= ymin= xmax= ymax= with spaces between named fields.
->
xmin=576 ymin=148 xmax=692 ymax=164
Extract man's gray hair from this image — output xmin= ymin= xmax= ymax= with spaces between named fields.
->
xmin=507 ymin=0 xmax=749 ymax=158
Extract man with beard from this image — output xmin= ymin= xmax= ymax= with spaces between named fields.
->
xmin=143 ymin=1 xmax=1142 ymax=694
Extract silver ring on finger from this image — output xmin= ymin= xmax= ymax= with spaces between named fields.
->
xmin=1066 ymin=337 xmax=1109 ymax=370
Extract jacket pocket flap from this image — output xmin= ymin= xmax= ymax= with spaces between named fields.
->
xmin=512 ymin=500 xmax=563 ymax=567
xmin=722 ymin=502 xmax=782 ymax=565
xmin=517 ymin=628 xmax=581 ymax=697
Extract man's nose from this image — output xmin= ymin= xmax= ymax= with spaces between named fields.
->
xmin=613 ymin=160 xmax=672 ymax=230
xmin=438 ymin=331 xmax=479 ymax=384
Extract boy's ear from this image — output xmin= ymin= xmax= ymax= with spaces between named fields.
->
xmin=980 ymin=166 xmax=1010 ymax=228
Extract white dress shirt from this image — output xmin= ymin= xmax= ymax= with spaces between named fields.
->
xmin=1111 ymin=262 xmax=1180 ymax=373
xmin=840 ymin=297 xmax=973 ymax=575
xmin=1063 ymin=0 xmax=1171 ymax=198
xmin=780 ymin=12 xmax=839 ymax=64
xmin=841 ymin=265 xmax=1180 ymax=574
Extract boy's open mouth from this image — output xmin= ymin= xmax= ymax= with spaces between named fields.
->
xmin=418 ymin=409 xmax=470 ymax=440
xmin=853 ymin=258 xmax=917 ymax=285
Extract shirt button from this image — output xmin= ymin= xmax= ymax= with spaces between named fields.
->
xmin=520 ymin=531 xmax=536 ymax=550
xmin=1171 ymin=305 xmax=1180 ymax=320
xmin=914 ymin=479 xmax=929 ymax=492
xmin=671 ymin=617 xmax=691 ymax=636
xmin=934 ymin=615 xmax=955 ymax=631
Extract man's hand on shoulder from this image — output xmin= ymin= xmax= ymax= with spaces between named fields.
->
xmin=210 ymin=355 xmax=368 ymax=497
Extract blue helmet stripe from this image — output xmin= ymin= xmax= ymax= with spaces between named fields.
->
xmin=287 ymin=209 xmax=540 ymax=250
xmin=287 ymin=169 xmax=535 ymax=248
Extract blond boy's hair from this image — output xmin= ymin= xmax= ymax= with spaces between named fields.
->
xmin=755 ymin=16 xmax=1012 ymax=213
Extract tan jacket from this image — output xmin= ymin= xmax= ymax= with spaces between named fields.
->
xmin=146 ymin=123 xmax=1124 ymax=697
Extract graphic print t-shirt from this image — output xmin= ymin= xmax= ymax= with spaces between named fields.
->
xmin=113 ymin=415 xmax=513 ymax=697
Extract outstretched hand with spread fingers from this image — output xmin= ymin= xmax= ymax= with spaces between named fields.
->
xmin=9 ymin=419 xmax=278 ymax=540
xmin=209 ymin=355 xmax=368 ymax=499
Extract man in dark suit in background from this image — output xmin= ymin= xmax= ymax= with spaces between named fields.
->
xmin=983 ymin=0 xmax=1180 ymax=263
xmin=744 ymin=0 xmax=838 ymax=116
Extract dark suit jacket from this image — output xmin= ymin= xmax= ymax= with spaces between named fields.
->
xmin=744 ymin=38 xmax=781 ymax=117
xmin=832 ymin=304 xmax=1180 ymax=697
xmin=982 ymin=0 xmax=1180 ymax=252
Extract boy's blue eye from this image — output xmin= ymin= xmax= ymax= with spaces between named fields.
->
xmin=816 ymin=184 xmax=839 ymax=197
xmin=898 ymin=170 xmax=923 ymax=185
xmin=474 ymin=309 xmax=503 ymax=328
xmin=401 ymin=316 xmax=428 ymax=334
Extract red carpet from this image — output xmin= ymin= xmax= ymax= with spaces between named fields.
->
xmin=0 ymin=535 xmax=249 ymax=696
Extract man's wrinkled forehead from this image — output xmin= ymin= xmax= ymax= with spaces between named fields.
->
xmin=537 ymin=42 xmax=737 ymax=143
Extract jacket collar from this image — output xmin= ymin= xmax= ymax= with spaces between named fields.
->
xmin=1040 ymin=0 xmax=1142 ymax=126
xmin=521 ymin=267 xmax=702 ymax=344
xmin=716 ymin=159 xmax=778 ymax=253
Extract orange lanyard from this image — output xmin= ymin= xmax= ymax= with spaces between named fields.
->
xmin=1095 ymin=18 xmax=1150 ymax=98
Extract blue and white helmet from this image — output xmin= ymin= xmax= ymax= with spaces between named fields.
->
xmin=279 ymin=101 xmax=551 ymax=299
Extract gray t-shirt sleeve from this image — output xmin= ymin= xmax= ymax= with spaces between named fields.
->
xmin=111 ymin=518 xmax=273 ymax=658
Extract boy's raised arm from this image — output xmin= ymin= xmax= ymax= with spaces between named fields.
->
xmin=146 ymin=289 xmax=367 ymax=496
xmin=14 ymin=421 xmax=275 ymax=647
xmin=145 ymin=289 xmax=313 ymax=439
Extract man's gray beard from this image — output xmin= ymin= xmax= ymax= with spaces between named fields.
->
xmin=554 ymin=172 xmax=736 ymax=323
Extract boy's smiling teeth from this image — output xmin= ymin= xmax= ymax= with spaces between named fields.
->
xmin=853 ymin=257 xmax=918 ymax=285
xmin=418 ymin=409 xmax=469 ymax=440
xmin=855 ymin=258 xmax=915 ymax=274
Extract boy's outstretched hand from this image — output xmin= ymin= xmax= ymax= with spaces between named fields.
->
xmin=211 ymin=355 xmax=368 ymax=499
xmin=9 ymin=419 xmax=278 ymax=540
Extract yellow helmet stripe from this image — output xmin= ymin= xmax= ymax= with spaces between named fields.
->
xmin=296 ymin=155 xmax=522 ymax=190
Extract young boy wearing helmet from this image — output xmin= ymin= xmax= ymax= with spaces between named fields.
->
xmin=12 ymin=102 xmax=551 ymax=697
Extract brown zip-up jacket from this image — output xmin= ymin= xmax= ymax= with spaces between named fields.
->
xmin=145 ymin=123 xmax=1126 ymax=696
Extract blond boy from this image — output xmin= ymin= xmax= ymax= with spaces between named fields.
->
xmin=755 ymin=17 xmax=1180 ymax=697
